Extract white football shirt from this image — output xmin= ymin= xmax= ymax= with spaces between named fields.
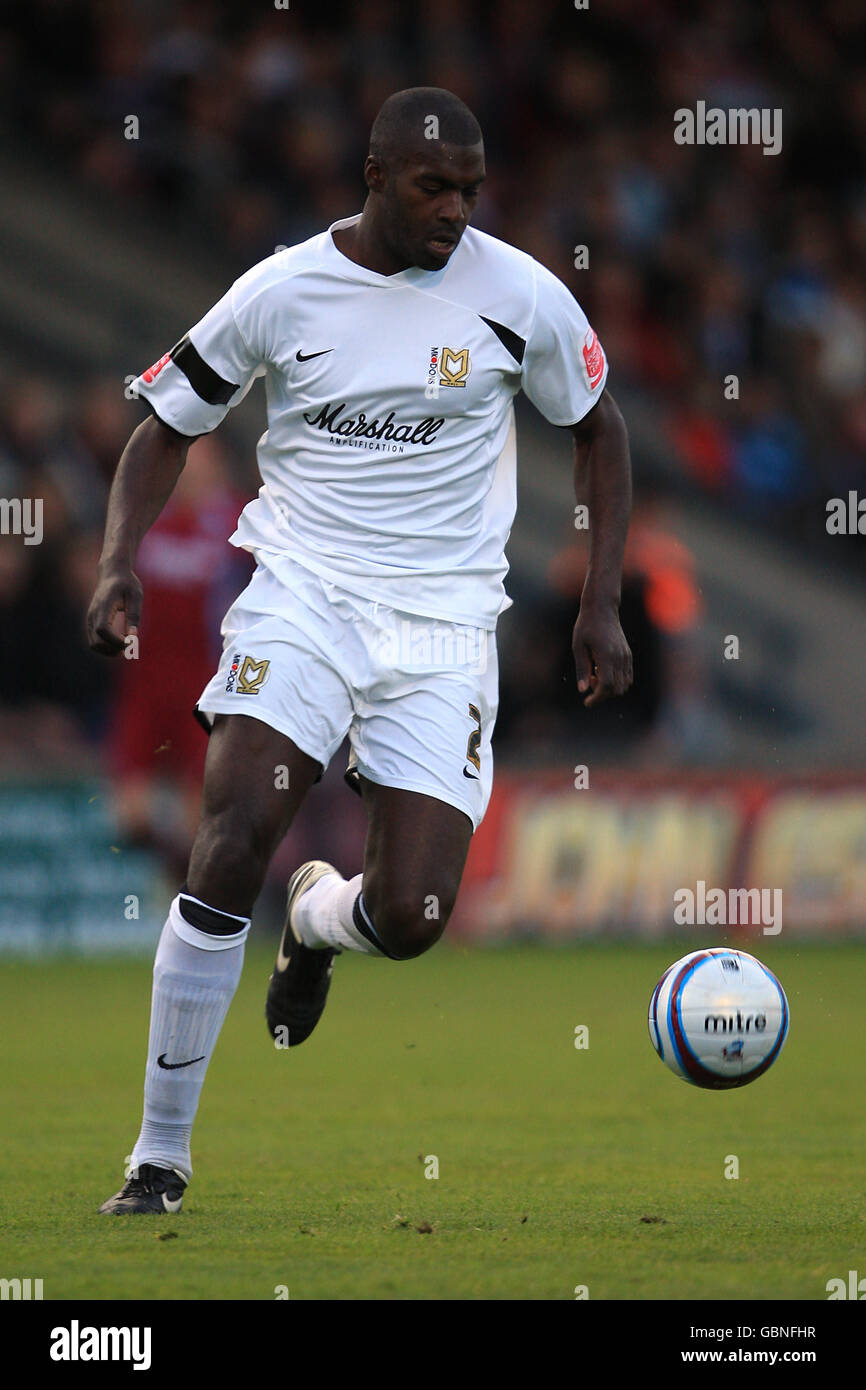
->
xmin=133 ymin=214 xmax=608 ymax=629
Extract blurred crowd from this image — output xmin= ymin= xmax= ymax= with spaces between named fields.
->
xmin=0 ymin=0 xmax=864 ymax=848
xmin=0 ymin=376 xmax=249 ymax=797
xmin=2 ymin=0 xmax=862 ymax=519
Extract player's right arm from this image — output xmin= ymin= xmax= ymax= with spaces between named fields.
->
xmin=86 ymin=261 xmax=273 ymax=656
xmin=86 ymin=415 xmax=195 ymax=655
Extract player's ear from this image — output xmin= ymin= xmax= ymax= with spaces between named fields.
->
xmin=364 ymin=155 xmax=387 ymax=193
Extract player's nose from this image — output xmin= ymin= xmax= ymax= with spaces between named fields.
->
xmin=437 ymin=190 xmax=465 ymax=224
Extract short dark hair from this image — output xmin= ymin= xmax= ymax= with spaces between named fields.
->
xmin=369 ymin=87 xmax=483 ymax=168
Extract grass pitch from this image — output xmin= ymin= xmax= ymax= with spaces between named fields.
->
xmin=0 ymin=941 xmax=862 ymax=1300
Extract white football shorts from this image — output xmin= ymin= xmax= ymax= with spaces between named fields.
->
xmin=196 ymin=554 xmax=498 ymax=831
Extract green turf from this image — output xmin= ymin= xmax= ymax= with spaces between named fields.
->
xmin=0 ymin=941 xmax=862 ymax=1300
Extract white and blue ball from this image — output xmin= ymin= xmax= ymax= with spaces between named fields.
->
xmin=648 ymin=948 xmax=789 ymax=1089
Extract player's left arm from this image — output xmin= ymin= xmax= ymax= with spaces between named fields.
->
xmin=569 ymin=389 xmax=633 ymax=707
xmin=519 ymin=259 xmax=634 ymax=705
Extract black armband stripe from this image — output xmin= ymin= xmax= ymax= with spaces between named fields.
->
xmin=170 ymin=334 xmax=239 ymax=406
xmin=479 ymin=315 xmax=526 ymax=366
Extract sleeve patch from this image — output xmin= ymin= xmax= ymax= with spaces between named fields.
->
xmin=142 ymin=352 xmax=171 ymax=384
xmin=582 ymin=328 xmax=605 ymax=390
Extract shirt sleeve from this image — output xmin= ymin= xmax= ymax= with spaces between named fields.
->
xmin=521 ymin=260 xmax=609 ymax=427
xmin=131 ymin=274 xmax=268 ymax=437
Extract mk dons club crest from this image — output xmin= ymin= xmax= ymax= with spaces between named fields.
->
xmin=226 ymin=653 xmax=271 ymax=695
xmin=438 ymin=347 xmax=471 ymax=387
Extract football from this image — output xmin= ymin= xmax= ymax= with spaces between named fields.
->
xmin=649 ymin=948 xmax=789 ymax=1089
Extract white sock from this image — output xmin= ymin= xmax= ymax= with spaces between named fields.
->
xmin=129 ymin=894 xmax=249 ymax=1181
xmin=293 ymin=872 xmax=384 ymax=955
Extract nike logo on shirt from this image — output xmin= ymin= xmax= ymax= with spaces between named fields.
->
xmin=296 ymin=348 xmax=334 ymax=361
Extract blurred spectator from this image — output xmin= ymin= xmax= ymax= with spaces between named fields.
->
xmin=731 ymin=375 xmax=807 ymax=513
xmin=496 ymin=489 xmax=674 ymax=760
xmin=0 ymin=370 xmax=252 ymax=784
xmin=105 ymin=434 xmax=252 ymax=873
xmin=0 ymin=518 xmax=111 ymax=765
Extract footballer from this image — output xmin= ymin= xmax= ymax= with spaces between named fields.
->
xmin=87 ymin=87 xmax=633 ymax=1214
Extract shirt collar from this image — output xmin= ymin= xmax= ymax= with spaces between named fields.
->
xmin=322 ymin=214 xmax=451 ymax=286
